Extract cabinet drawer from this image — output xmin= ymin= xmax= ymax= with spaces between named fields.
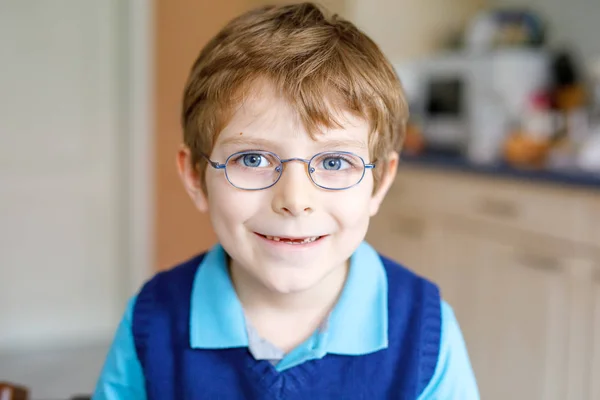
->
xmin=437 ymin=177 xmax=582 ymax=241
xmin=386 ymin=167 xmax=593 ymax=244
xmin=396 ymin=170 xmax=583 ymax=242
xmin=439 ymin=175 xmax=581 ymax=241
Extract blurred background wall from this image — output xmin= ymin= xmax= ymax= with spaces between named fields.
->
xmin=490 ymin=0 xmax=600 ymax=63
xmin=347 ymin=0 xmax=486 ymax=62
xmin=0 ymin=0 xmax=127 ymax=354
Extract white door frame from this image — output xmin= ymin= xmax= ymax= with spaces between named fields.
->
xmin=123 ymin=0 xmax=155 ymax=296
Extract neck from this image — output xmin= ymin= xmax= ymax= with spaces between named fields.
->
xmin=230 ymin=259 xmax=349 ymax=313
xmin=229 ymin=258 xmax=349 ymax=351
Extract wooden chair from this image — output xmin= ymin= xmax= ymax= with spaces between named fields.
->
xmin=0 ymin=382 xmax=29 ymax=400
xmin=0 ymin=381 xmax=92 ymax=400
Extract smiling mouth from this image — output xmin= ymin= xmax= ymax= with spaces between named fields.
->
xmin=256 ymin=233 xmax=324 ymax=244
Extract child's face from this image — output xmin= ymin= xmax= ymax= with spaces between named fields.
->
xmin=178 ymin=83 xmax=397 ymax=295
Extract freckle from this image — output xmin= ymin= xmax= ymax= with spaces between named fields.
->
xmin=239 ymin=132 xmax=243 ymax=135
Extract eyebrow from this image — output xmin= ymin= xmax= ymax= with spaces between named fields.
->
xmin=315 ymin=138 xmax=368 ymax=151
xmin=219 ymin=136 xmax=368 ymax=151
xmin=219 ymin=136 xmax=274 ymax=149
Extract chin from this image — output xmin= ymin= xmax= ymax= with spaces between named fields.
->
xmin=260 ymin=268 xmax=326 ymax=294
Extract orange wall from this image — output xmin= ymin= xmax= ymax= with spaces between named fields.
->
xmin=154 ymin=1 xmax=255 ymax=270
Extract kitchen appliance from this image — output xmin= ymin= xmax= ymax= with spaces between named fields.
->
xmin=395 ymin=49 xmax=552 ymax=159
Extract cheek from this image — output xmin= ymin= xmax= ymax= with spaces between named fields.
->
xmin=206 ymin=176 xmax=263 ymax=228
xmin=326 ymin=189 xmax=372 ymax=230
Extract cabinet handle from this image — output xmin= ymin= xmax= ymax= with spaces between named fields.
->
xmin=391 ymin=216 xmax=425 ymax=238
xmin=514 ymin=252 xmax=562 ymax=273
xmin=475 ymin=197 xmax=520 ymax=219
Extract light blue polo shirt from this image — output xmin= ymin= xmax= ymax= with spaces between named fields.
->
xmin=93 ymin=242 xmax=479 ymax=399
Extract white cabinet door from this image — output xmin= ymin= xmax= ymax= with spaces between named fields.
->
xmin=589 ymin=269 xmax=600 ymax=400
xmin=0 ymin=0 xmax=125 ymax=349
xmin=434 ymin=223 xmax=571 ymax=400
xmin=428 ymin=223 xmax=490 ymax=369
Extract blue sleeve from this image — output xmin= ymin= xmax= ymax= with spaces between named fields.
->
xmin=93 ymin=296 xmax=146 ymax=400
xmin=418 ymin=301 xmax=480 ymax=400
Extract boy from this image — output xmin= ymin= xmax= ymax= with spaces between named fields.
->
xmin=94 ymin=3 xmax=479 ymax=399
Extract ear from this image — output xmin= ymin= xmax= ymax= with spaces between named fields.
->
xmin=369 ymin=151 xmax=399 ymax=217
xmin=176 ymin=146 xmax=209 ymax=212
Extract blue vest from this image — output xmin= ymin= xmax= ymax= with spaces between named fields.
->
xmin=131 ymin=253 xmax=441 ymax=399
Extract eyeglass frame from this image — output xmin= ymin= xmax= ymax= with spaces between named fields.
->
xmin=200 ymin=150 xmax=376 ymax=191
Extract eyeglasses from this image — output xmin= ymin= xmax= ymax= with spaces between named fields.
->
xmin=201 ymin=150 xmax=376 ymax=191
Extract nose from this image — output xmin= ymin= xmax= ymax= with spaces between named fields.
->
xmin=271 ymin=161 xmax=315 ymax=217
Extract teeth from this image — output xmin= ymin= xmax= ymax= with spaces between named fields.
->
xmin=264 ymin=235 xmax=320 ymax=244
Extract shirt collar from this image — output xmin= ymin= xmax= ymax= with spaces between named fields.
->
xmin=189 ymin=244 xmax=248 ymax=348
xmin=189 ymin=242 xmax=388 ymax=355
xmin=326 ymin=241 xmax=388 ymax=354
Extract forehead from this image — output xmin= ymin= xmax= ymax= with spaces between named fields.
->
xmin=214 ymin=81 xmax=370 ymax=152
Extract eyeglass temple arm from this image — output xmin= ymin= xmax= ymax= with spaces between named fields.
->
xmin=201 ymin=153 xmax=226 ymax=169
xmin=365 ymin=163 xmax=376 ymax=169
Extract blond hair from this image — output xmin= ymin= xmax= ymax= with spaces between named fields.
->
xmin=182 ymin=2 xmax=408 ymax=190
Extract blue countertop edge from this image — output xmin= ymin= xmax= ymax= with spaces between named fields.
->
xmin=400 ymin=153 xmax=600 ymax=191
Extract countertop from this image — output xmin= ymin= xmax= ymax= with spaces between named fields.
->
xmin=400 ymin=152 xmax=600 ymax=191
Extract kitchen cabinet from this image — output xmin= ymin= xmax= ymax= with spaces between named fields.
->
xmin=472 ymin=238 xmax=573 ymax=400
xmin=367 ymin=166 xmax=600 ymax=400
xmin=433 ymin=221 xmax=573 ymax=400
xmin=366 ymin=205 xmax=438 ymax=282
xmin=588 ymin=268 xmax=600 ymax=400
xmin=426 ymin=221 xmax=489 ymax=356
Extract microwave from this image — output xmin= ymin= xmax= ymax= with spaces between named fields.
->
xmin=395 ymin=49 xmax=551 ymax=155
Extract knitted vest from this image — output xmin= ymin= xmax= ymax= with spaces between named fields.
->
xmin=132 ymin=253 xmax=441 ymax=399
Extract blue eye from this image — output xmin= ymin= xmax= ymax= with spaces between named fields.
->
xmin=243 ymin=154 xmax=261 ymax=167
xmin=322 ymin=157 xmax=347 ymax=170
xmin=236 ymin=153 xmax=272 ymax=168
